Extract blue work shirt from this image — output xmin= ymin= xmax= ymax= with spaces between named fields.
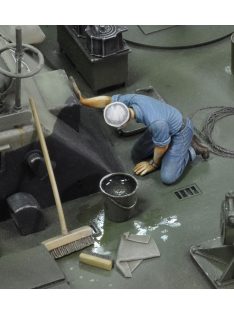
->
xmin=112 ymin=94 xmax=183 ymax=147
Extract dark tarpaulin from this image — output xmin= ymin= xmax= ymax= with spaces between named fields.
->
xmin=0 ymin=104 xmax=124 ymax=220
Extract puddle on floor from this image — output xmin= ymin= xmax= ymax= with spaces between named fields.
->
xmin=133 ymin=215 xmax=182 ymax=241
xmin=74 ymin=195 xmax=181 ymax=248
xmin=225 ymin=65 xmax=232 ymax=75
xmin=87 ymin=208 xmax=113 ymax=255
xmin=92 ymin=242 xmax=112 ymax=256
xmin=91 ymin=209 xmax=105 ymax=241
xmin=159 ymin=215 xmax=181 ymax=228
xmin=160 ymin=235 xmax=169 ymax=242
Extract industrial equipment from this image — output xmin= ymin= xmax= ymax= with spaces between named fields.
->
xmin=0 ymin=26 xmax=122 ymax=231
xmin=191 ymin=191 xmax=234 ymax=288
xmin=57 ymin=25 xmax=130 ymax=91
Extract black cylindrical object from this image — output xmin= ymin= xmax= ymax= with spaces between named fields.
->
xmin=104 ymin=197 xmax=137 ymax=222
xmin=26 ymin=150 xmax=48 ymax=180
xmin=7 ymin=192 xmax=46 ymax=235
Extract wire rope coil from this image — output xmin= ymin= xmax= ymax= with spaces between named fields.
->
xmin=190 ymin=106 xmax=234 ymax=158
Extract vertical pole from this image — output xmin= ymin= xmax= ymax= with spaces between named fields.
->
xmin=14 ymin=26 xmax=22 ymax=111
xmin=231 ymin=33 xmax=234 ymax=75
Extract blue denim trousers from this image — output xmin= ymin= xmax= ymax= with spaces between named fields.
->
xmin=131 ymin=118 xmax=196 ymax=184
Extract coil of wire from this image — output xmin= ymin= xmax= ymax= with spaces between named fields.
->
xmin=191 ymin=106 xmax=234 ymax=158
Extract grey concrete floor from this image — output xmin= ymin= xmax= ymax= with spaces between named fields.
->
xmin=2 ymin=26 xmax=234 ymax=288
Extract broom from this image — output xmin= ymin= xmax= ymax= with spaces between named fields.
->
xmin=29 ymin=97 xmax=94 ymax=259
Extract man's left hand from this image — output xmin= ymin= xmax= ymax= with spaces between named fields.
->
xmin=133 ymin=161 xmax=157 ymax=176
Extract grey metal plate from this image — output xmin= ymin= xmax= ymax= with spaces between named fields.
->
xmin=0 ymin=26 xmax=45 ymax=44
xmin=42 ymin=281 xmax=71 ymax=289
xmin=0 ymin=245 xmax=66 ymax=289
xmin=124 ymin=25 xmax=234 ymax=48
xmin=0 ymin=110 xmax=32 ymax=132
xmin=34 ymin=69 xmax=76 ymax=112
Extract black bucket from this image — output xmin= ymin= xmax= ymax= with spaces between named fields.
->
xmin=99 ymin=172 xmax=138 ymax=222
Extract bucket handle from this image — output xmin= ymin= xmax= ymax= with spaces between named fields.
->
xmin=108 ymin=197 xmax=137 ymax=210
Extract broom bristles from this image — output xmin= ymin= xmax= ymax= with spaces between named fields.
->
xmin=42 ymin=225 xmax=94 ymax=259
xmin=50 ymin=235 xmax=94 ymax=259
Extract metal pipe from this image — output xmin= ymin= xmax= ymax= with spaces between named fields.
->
xmin=231 ymin=33 xmax=234 ymax=75
xmin=14 ymin=26 xmax=22 ymax=111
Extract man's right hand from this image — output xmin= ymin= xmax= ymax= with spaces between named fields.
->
xmin=133 ymin=161 xmax=157 ymax=176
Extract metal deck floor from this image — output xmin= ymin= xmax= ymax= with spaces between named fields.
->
xmin=2 ymin=26 xmax=234 ymax=288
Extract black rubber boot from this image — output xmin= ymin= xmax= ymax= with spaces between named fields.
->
xmin=191 ymin=135 xmax=210 ymax=160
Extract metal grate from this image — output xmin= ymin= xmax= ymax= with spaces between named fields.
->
xmin=173 ymin=184 xmax=202 ymax=200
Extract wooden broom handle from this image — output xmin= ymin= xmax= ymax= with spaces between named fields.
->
xmin=29 ymin=97 xmax=68 ymax=235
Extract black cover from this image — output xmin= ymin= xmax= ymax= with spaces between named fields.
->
xmin=0 ymin=103 xmax=123 ymax=221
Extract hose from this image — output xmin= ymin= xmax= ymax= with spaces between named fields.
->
xmin=190 ymin=106 xmax=234 ymax=158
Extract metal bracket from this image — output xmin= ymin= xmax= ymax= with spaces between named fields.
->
xmin=216 ymin=257 xmax=234 ymax=286
xmin=190 ymin=238 xmax=234 ymax=288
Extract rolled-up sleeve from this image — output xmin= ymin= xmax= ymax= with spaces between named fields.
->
xmin=149 ymin=120 xmax=171 ymax=147
xmin=112 ymin=94 xmax=144 ymax=123
xmin=111 ymin=94 xmax=135 ymax=106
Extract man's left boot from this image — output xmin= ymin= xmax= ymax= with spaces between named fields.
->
xmin=191 ymin=135 xmax=210 ymax=160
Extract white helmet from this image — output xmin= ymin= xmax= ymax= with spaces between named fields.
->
xmin=103 ymin=102 xmax=130 ymax=128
